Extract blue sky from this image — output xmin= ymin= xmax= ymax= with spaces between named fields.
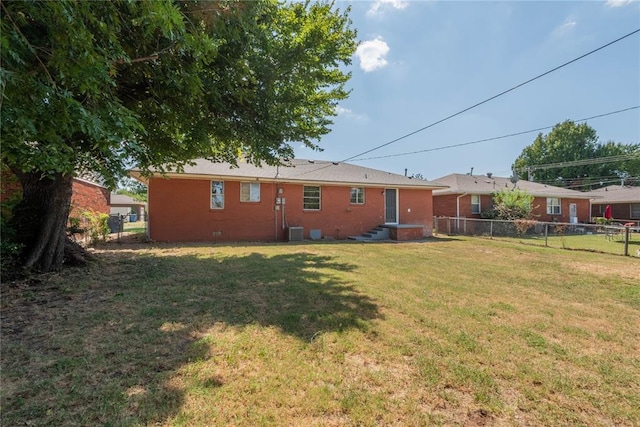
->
xmin=293 ymin=0 xmax=640 ymax=181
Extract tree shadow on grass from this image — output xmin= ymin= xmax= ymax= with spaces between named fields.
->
xmin=1 ymin=248 xmax=381 ymax=426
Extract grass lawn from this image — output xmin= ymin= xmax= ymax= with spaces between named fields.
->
xmin=123 ymin=220 xmax=147 ymax=235
xmin=1 ymin=237 xmax=639 ymax=426
xmin=492 ymin=232 xmax=640 ymax=256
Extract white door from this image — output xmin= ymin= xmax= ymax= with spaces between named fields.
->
xmin=569 ymin=203 xmax=577 ymax=223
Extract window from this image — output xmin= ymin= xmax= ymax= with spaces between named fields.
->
xmin=350 ymin=187 xmax=365 ymax=204
xmin=471 ymin=195 xmax=481 ymax=214
xmin=240 ymin=182 xmax=260 ymax=202
xmin=547 ymin=197 xmax=561 ymax=215
xmin=631 ymin=203 xmax=640 ymax=219
xmin=303 ymin=185 xmax=321 ymax=210
xmin=211 ymin=181 xmax=224 ymax=209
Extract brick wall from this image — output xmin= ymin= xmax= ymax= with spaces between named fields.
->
xmin=69 ymin=179 xmax=110 ymax=218
xmin=591 ymin=203 xmax=634 ymax=221
xmin=148 ymin=177 xmax=435 ymax=242
xmin=1 ymin=167 xmax=22 ymax=204
xmin=434 ymin=193 xmax=590 ymax=223
xmin=433 ymin=194 xmax=493 ymax=218
xmin=2 ymin=170 xmax=109 ymax=225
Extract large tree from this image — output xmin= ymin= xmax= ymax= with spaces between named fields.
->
xmin=1 ymin=0 xmax=356 ymax=272
xmin=512 ymin=121 xmax=640 ymax=188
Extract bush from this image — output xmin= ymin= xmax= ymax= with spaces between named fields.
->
xmin=491 ymin=188 xmax=535 ymax=220
xmin=81 ymin=210 xmax=110 ymax=244
xmin=514 ymin=219 xmax=539 ymax=236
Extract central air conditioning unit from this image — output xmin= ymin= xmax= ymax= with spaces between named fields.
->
xmin=288 ymin=226 xmax=303 ymax=242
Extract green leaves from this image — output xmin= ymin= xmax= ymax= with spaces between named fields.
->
xmin=1 ymin=0 xmax=356 ymax=185
xmin=489 ymin=188 xmax=535 ymax=220
xmin=512 ymin=121 xmax=640 ymax=188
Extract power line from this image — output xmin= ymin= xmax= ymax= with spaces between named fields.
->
xmin=341 ymin=28 xmax=640 ymax=162
xmin=350 ymin=106 xmax=639 ymax=162
xmin=524 ymin=153 xmax=639 ymax=172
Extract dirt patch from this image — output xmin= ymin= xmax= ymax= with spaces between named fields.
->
xmin=465 ymin=409 xmax=493 ymax=426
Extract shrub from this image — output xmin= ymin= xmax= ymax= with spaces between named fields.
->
xmin=514 ymin=219 xmax=539 ymax=236
xmin=491 ymin=188 xmax=535 ymax=220
xmin=81 ymin=210 xmax=110 ymax=244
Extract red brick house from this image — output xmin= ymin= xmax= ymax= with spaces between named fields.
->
xmin=432 ymin=173 xmax=594 ymax=223
xmin=1 ymin=168 xmax=109 ymax=217
xmin=69 ymin=177 xmax=110 ymax=218
xmin=588 ymin=185 xmax=640 ymax=223
xmin=130 ymin=159 xmax=446 ymax=242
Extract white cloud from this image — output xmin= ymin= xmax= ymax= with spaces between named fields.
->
xmin=552 ymin=18 xmax=577 ymax=37
xmin=605 ymin=0 xmax=633 ymax=7
xmin=355 ymin=37 xmax=390 ymax=72
xmin=367 ymin=0 xmax=408 ymax=17
xmin=335 ymin=106 xmax=369 ymax=122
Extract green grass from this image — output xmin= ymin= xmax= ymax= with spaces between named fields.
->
xmin=123 ymin=220 xmax=147 ymax=234
xmin=2 ymin=237 xmax=639 ymax=426
xmin=493 ymin=232 xmax=640 ymax=256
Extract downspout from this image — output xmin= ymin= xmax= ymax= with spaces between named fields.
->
xmin=274 ymin=181 xmax=278 ymax=240
xmin=274 ymin=165 xmax=280 ymax=240
xmin=146 ymin=179 xmax=151 ymax=240
xmin=456 ymin=193 xmax=468 ymax=218
xmin=456 ymin=193 xmax=467 ymax=231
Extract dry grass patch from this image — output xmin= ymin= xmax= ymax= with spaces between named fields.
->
xmin=1 ymin=237 xmax=639 ymax=426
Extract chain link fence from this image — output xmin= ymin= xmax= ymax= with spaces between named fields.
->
xmin=433 ymin=217 xmax=640 ymax=257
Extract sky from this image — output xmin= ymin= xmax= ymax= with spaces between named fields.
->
xmin=293 ymin=0 xmax=640 ymax=182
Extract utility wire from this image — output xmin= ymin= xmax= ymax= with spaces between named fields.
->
xmin=350 ymin=106 xmax=639 ymax=162
xmin=524 ymin=153 xmax=639 ymax=172
xmin=290 ymin=28 xmax=640 ymax=178
xmin=341 ymin=28 xmax=640 ymax=162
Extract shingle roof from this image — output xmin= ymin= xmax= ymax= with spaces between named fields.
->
xmin=432 ymin=173 xmax=595 ymax=199
xmin=131 ymin=158 xmax=448 ymax=189
xmin=110 ymin=193 xmax=147 ymax=206
xmin=587 ymin=185 xmax=640 ymax=204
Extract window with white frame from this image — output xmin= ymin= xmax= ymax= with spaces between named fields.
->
xmin=303 ymin=185 xmax=321 ymax=210
xmin=350 ymin=187 xmax=365 ymax=204
xmin=240 ymin=182 xmax=260 ymax=202
xmin=546 ymin=197 xmax=561 ymax=215
xmin=211 ymin=181 xmax=224 ymax=209
xmin=471 ymin=194 xmax=481 ymax=214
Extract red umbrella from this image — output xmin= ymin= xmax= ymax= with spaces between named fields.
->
xmin=604 ymin=205 xmax=612 ymax=220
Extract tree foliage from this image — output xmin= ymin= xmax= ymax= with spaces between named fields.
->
xmin=512 ymin=121 xmax=640 ymax=188
xmin=1 ymin=0 xmax=357 ymax=182
xmin=116 ymin=177 xmax=147 ymax=202
xmin=486 ymin=188 xmax=535 ymax=220
xmin=0 ymin=0 xmax=357 ymax=272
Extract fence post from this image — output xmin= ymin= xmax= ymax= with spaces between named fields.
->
xmin=624 ymin=226 xmax=630 ymax=256
xmin=544 ymin=223 xmax=548 ymax=247
xmin=490 ymin=220 xmax=493 ymax=238
xmin=447 ymin=217 xmax=451 ymax=235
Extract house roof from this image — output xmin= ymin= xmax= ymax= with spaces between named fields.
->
xmin=587 ymin=185 xmax=640 ymax=205
xmin=432 ymin=173 xmax=596 ymax=199
xmin=110 ymin=193 xmax=147 ymax=206
xmin=131 ymin=158 xmax=448 ymax=190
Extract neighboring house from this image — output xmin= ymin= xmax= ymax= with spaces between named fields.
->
xmin=588 ymin=185 xmax=640 ymax=222
xmin=69 ymin=177 xmax=110 ymax=219
xmin=1 ymin=167 xmax=109 ymax=218
xmin=432 ymin=173 xmax=595 ymax=223
xmin=130 ymin=159 xmax=447 ymax=242
xmin=110 ymin=193 xmax=147 ymax=221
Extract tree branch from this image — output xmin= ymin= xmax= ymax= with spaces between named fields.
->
xmin=1 ymin=1 xmax=55 ymax=86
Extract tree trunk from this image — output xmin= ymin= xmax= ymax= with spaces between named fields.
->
xmin=10 ymin=170 xmax=75 ymax=272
